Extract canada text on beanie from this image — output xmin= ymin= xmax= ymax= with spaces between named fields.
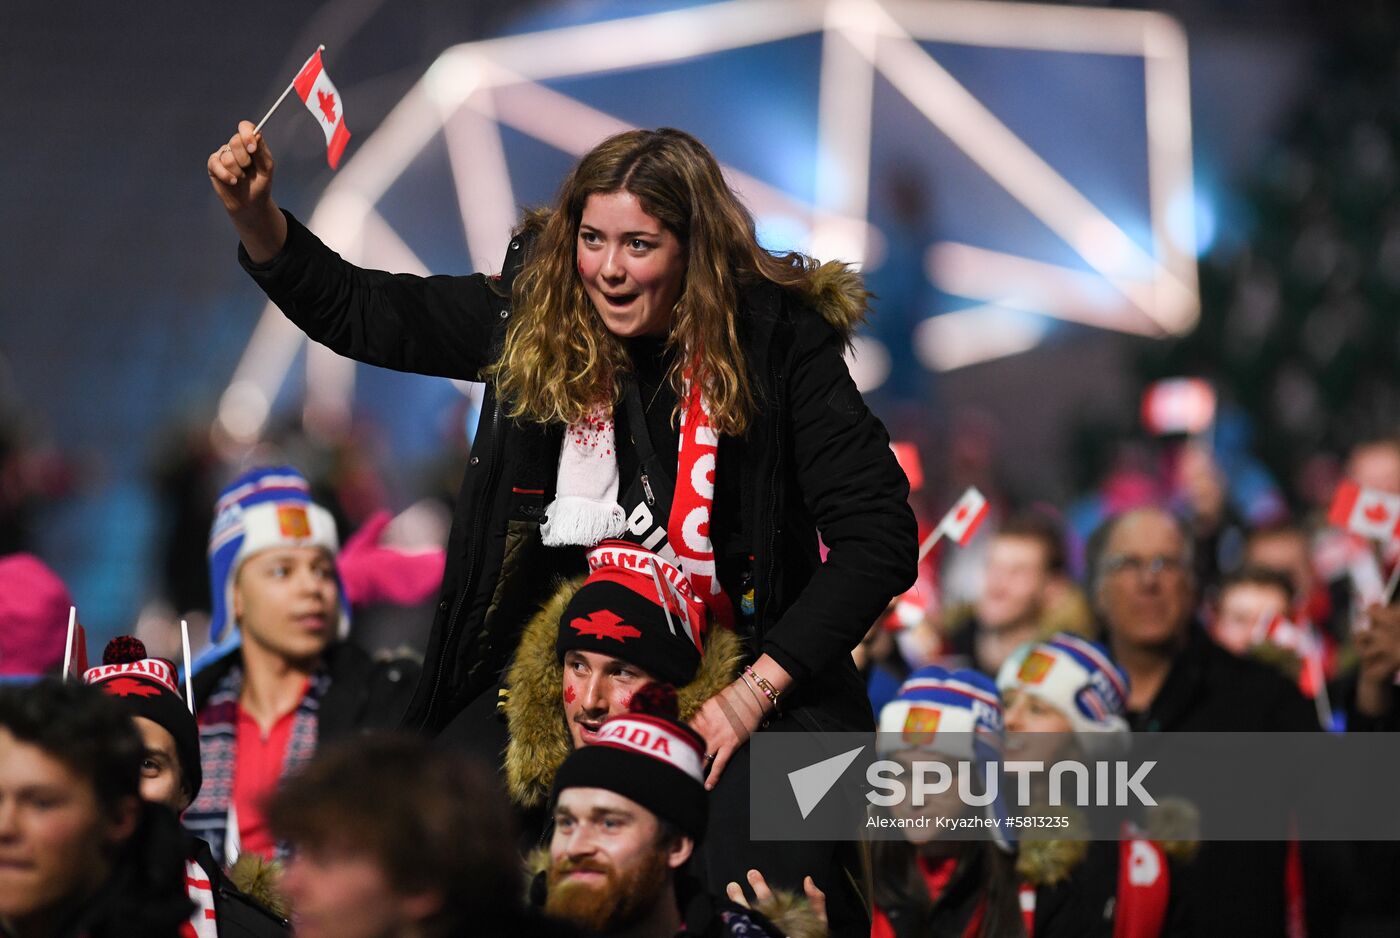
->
xmin=83 ymin=636 xmax=203 ymax=801
xmin=551 ymin=685 xmax=709 ymax=840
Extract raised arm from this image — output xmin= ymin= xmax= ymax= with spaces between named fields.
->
xmin=207 ymin=121 xmax=505 ymax=380
xmin=207 ymin=120 xmax=288 ymax=263
xmin=761 ymin=318 xmax=919 ymax=686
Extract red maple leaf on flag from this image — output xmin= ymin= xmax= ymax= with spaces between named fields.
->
xmin=569 ymin=610 xmax=642 ymax=642
xmin=1363 ymin=501 xmax=1390 ymax=525
xmin=317 ymin=90 xmax=337 ymax=124
xmin=104 ymin=677 xmax=161 ymax=698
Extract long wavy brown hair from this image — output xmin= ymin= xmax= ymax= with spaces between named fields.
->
xmin=489 ymin=127 xmax=862 ymax=436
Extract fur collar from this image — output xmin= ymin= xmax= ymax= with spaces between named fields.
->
xmin=1015 ymin=801 xmax=1200 ymax=886
xmin=504 ymin=577 xmax=745 ymax=808
xmin=229 ymin=853 xmax=289 ymax=919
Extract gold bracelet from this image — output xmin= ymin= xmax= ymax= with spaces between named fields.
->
xmin=739 ymin=672 xmax=767 ymax=713
xmin=744 ymin=665 xmax=780 ymax=709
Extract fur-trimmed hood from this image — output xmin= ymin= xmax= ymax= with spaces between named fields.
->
xmin=1016 ymin=800 xmax=1200 ymax=886
xmin=229 ymin=853 xmax=290 ymax=920
xmin=504 ymin=577 xmax=745 ymax=809
xmin=803 ymin=260 xmax=869 ymax=341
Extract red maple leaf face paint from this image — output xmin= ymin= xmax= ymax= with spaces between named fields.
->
xmin=564 ymin=685 xmax=577 ymax=704
xmin=620 ymin=692 xmax=632 ymax=712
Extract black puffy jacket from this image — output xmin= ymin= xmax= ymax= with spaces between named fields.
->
xmin=240 ymin=210 xmax=917 ymax=738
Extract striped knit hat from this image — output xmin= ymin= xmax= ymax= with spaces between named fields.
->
xmin=878 ymin=666 xmax=1013 ymax=850
xmin=996 ymin=633 xmax=1130 ymax=738
xmin=83 ymin=636 xmax=202 ymax=800
xmin=551 ymin=684 xmax=708 ymax=840
xmin=877 ymin=666 xmax=1004 ymax=762
xmin=200 ymin=467 xmax=346 ymax=670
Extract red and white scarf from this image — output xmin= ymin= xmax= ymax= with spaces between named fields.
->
xmin=542 ymin=382 xmax=734 ymax=629
xmin=180 ymin=860 xmax=218 ymax=938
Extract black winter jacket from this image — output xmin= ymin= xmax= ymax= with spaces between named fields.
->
xmin=1126 ymin=626 xmax=1315 ymax=938
xmin=1029 ymin=839 xmax=1188 ymax=938
xmin=240 ymin=210 xmax=918 ymax=737
xmin=186 ymin=836 xmax=290 ymax=937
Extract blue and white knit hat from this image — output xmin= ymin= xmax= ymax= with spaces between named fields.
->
xmin=996 ymin=633 xmax=1130 ymax=738
xmin=199 ymin=467 xmax=347 ymax=670
xmin=877 ymin=666 xmax=1013 ymax=850
xmin=878 ymin=666 xmax=1004 ymax=760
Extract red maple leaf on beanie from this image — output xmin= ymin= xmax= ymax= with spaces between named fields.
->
xmin=104 ymin=677 xmax=161 ymax=698
xmin=569 ymin=610 xmax=642 ymax=642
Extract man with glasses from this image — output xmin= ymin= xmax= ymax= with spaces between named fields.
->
xmin=1089 ymin=507 xmax=1316 ymax=938
xmin=1091 ymin=507 xmax=1312 ymax=731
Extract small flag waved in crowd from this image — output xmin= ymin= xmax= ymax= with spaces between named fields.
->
xmin=253 ymin=46 xmax=351 ymax=170
xmin=293 ymin=48 xmax=351 ymax=169
xmin=917 ymin=486 xmax=989 ymax=561
xmin=1141 ymin=377 xmax=1216 ymax=436
xmin=938 ymin=486 xmax=989 ymax=547
xmin=1328 ymin=479 xmax=1400 ymax=542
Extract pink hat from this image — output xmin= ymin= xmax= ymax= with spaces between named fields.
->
xmin=0 ymin=553 xmax=74 ymax=677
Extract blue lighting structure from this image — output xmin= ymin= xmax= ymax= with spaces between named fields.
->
xmin=216 ymin=0 xmax=1198 ymax=437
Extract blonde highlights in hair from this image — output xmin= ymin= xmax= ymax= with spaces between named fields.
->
xmin=490 ymin=128 xmax=850 ymax=436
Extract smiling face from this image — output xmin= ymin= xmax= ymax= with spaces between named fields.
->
xmin=234 ymin=546 xmax=339 ymax=665
xmin=0 ymin=730 xmax=134 ymax=925
xmin=576 ymin=190 xmax=686 ymax=338
xmin=546 ymin=787 xmax=689 ymax=933
xmin=562 ymin=650 xmax=654 ymax=749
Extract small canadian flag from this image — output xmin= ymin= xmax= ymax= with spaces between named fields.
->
xmin=1141 ymin=378 xmax=1216 ymax=436
xmin=293 ymin=49 xmax=351 ymax=169
xmin=938 ymin=486 xmax=989 ymax=547
xmin=1328 ymin=479 xmax=1400 ymax=542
